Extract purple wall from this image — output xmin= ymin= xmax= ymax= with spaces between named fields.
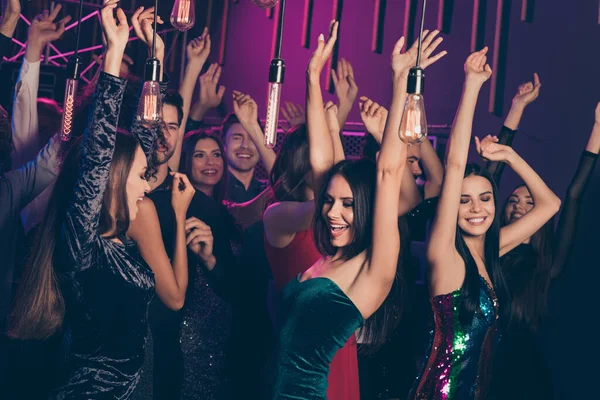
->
xmin=202 ymin=0 xmax=599 ymax=201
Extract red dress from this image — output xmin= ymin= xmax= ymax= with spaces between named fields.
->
xmin=265 ymin=229 xmax=360 ymax=400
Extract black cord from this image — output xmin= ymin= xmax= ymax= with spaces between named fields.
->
xmin=151 ymin=0 xmax=158 ymax=59
xmin=415 ymin=0 xmax=427 ymax=67
xmin=274 ymin=0 xmax=286 ymax=59
xmin=73 ymin=0 xmax=84 ymax=57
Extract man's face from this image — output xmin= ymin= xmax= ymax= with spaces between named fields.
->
xmin=156 ymin=104 xmax=180 ymax=164
xmin=407 ymin=144 xmax=423 ymax=178
xmin=224 ymin=123 xmax=259 ymax=173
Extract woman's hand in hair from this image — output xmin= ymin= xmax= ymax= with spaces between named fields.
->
xmin=307 ymin=20 xmax=338 ymax=77
xmin=185 ymin=217 xmax=216 ymax=270
xmin=170 ymin=172 xmax=195 ymax=218
xmin=359 ymin=96 xmax=388 ymax=144
xmin=475 ymin=134 xmax=514 ymax=163
xmin=391 ymin=30 xmax=447 ymax=78
xmin=464 ymin=47 xmax=492 ymax=87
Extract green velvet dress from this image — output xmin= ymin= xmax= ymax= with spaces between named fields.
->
xmin=271 ymin=274 xmax=364 ymax=399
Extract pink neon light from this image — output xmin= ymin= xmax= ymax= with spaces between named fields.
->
xmin=80 ymin=59 xmax=99 ymax=77
xmin=19 ymin=14 xmax=31 ymax=26
xmin=65 ymin=10 xmax=99 ymax=31
xmin=49 ymin=44 xmax=70 ymax=63
xmin=11 ymin=38 xmax=26 ymax=48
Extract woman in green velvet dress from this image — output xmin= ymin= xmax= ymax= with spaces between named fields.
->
xmin=269 ymin=23 xmax=447 ymax=400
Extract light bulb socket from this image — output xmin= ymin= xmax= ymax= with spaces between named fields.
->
xmin=67 ymin=56 xmax=82 ymax=80
xmin=407 ymin=67 xmax=425 ymax=95
xmin=144 ymin=58 xmax=161 ymax=82
xmin=268 ymin=58 xmax=285 ymax=84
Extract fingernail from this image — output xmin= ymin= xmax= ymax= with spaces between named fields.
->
xmin=318 ymin=34 xmax=324 ymax=41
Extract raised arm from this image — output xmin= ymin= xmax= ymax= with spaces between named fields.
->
xmin=225 ymin=186 xmax=270 ymax=230
xmin=487 ymin=73 xmax=541 ymax=184
xmin=331 ymin=58 xmax=358 ymax=128
xmin=232 ymin=90 xmax=276 ymax=174
xmin=420 ymin=137 xmax=444 ymax=199
xmin=63 ymin=1 xmax=128 ymax=264
xmin=171 ymin=31 xmax=211 ymax=171
xmin=306 ymin=21 xmax=338 ymax=197
xmin=128 ymin=7 xmax=169 ymax=161
xmin=187 ymin=63 xmax=225 ymax=127
xmin=0 ymin=0 xmax=20 ymax=39
xmin=550 ymin=103 xmax=600 ymax=277
xmin=324 ymin=101 xmax=345 ymax=163
xmin=476 ymin=138 xmax=561 ymax=256
xmin=11 ymin=6 xmax=70 ymax=168
xmin=427 ymin=48 xmax=491 ymax=270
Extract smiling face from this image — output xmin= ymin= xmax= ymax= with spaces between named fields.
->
xmin=189 ymin=137 xmax=224 ymax=196
xmin=458 ymin=175 xmax=496 ymax=237
xmin=126 ymin=146 xmax=151 ymax=221
xmin=321 ymin=174 xmax=355 ymax=248
xmin=224 ymin=123 xmax=259 ymax=173
xmin=156 ymin=104 xmax=180 ymax=164
xmin=504 ymin=185 xmax=534 ymax=224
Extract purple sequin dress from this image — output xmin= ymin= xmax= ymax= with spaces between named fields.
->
xmin=409 ymin=276 xmax=499 ymax=400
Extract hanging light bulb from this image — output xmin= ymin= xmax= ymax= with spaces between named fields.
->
xmin=136 ymin=58 xmax=163 ymax=125
xmin=252 ymin=0 xmax=279 ymax=9
xmin=399 ymin=67 xmax=428 ymax=144
xmin=264 ymin=59 xmax=284 ymax=148
xmin=399 ymin=0 xmax=428 ymax=145
xmin=170 ymin=0 xmax=195 ymax=32
xmin=60 ymin=56 xmax=82 ymax=141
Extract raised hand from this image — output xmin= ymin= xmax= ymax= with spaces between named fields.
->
xmin=391 ymin=30 xmax=447 ymax=77
xmin=100 ymin=0 xmax=129 ymax=53
xmin=170 ymin=172 xmax=195 ymax=216
xmin=232 ymin=90 xmax=258 ymax=128
xmin=186 ymin=27 xmax=210 ymax=67
xmin=359 ymin=96 xmax=388 ymax=143
xmin=596 ymin=102 xmax=600 ymax=126
xmin=307 ymin=20 xmax=339 ymax=76
xmin=464 ymin=47 xmax=492 ymax=86
xmin=475 ymin=134 xmax=513 ymax=162
xmin=27 ymin=5 xmax=72 ymax=60
xmin=332 ymin=58 xmax=358 ymax=107
xmin=324 ymin=101 xmax=340 ymax=135
xmin=185 ymin=217 xmax=215 ymax=265
xmin=131 ymin=6 xmax=164 ymax=56
xmin=280 ymin=102 xmax=305 ymax=129
xmin=512 ymin=73 xmax=541 ymax=109
xmin=198 ymin=63 xmax=226 ymax=110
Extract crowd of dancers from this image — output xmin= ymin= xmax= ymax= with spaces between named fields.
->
xmin=1 ymin=1 xmax=598 ymax=399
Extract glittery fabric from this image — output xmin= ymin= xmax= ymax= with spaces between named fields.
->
xmin=271 ymin=274 xmax=364 ymax=400
xmin=180 ymin=259 xmax=232 ymax=400
xmin=409 ymin=276 xmax=499 ymax=400
xmin=51 ymin=72 xmax=156 ymax=399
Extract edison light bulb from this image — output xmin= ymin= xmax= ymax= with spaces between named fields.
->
xmin=264 ymin=82 xmax=281 ymax=148
xmin=136 ymin=81 xmax=162 ymax=125
xmin=60 ymin=79 xmax=78 ymax=141
xmin=252 ymin=0 xmax=279 ymax=9
xmin=170 ymin=0 xmax=195 ymax=31
xmin=60 ymin=57 xmax=81 ymax=141
xmin=399 ymin=94 xmax=428 ymax=145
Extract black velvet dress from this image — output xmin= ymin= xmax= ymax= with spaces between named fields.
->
xmin=51 ymin=72 xmax=155 ymax=399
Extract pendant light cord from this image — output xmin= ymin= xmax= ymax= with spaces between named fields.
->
xmin=415 ymin=0 xmax=427 ymax=67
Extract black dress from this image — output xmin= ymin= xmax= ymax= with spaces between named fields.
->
xmin=52 ymin=72 xmax=155 ymax=399
xmin=487 ymin=126 xmax=598 ymax=399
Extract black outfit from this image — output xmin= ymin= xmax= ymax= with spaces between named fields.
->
xmin=226 ymin=173 xmax=274 ymax=399
xmin=0 ymin=33 xmax=11 ymax=73
xmin=147 ymin=180 xmax=239 ymax=399
xmin=487 ymin=126 xmax=598 ymax=399
xmin=50 ymin=73 xmax=155 ymax=399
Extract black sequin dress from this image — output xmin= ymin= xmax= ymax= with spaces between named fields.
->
xmin=51 ymin=72 xmax=155 ymax=399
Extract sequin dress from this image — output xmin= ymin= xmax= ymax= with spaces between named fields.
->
xmin=271 ymin=274 xmax=364 ymax=400
xmin=409 ymin=276 xmax=499 ymax=400
xmin=52 ymin=72 xmax=155 ymax=399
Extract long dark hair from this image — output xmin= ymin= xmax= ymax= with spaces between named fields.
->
xmin=181 ymin=130 xmax=229 ymax=204
xmin=8 ymin=132 xmax=142 ymax=340
xmin=269 ymin=124 xmax=311 ymax=203
xmin=500 ymin=184 xmax=554 ymax=331
xmin=455 ymin=164 xmax=509 ymax=326
xmin=314 ymin=158 xmax=405 ymax=351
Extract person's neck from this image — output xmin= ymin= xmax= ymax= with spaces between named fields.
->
xmin=464 ymin=234 xmax=486 ymax=262
xmin=150 ymin=163 xmax=170 ymax=192
xmin=229 ymin=167 xmax=255 ymax=190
